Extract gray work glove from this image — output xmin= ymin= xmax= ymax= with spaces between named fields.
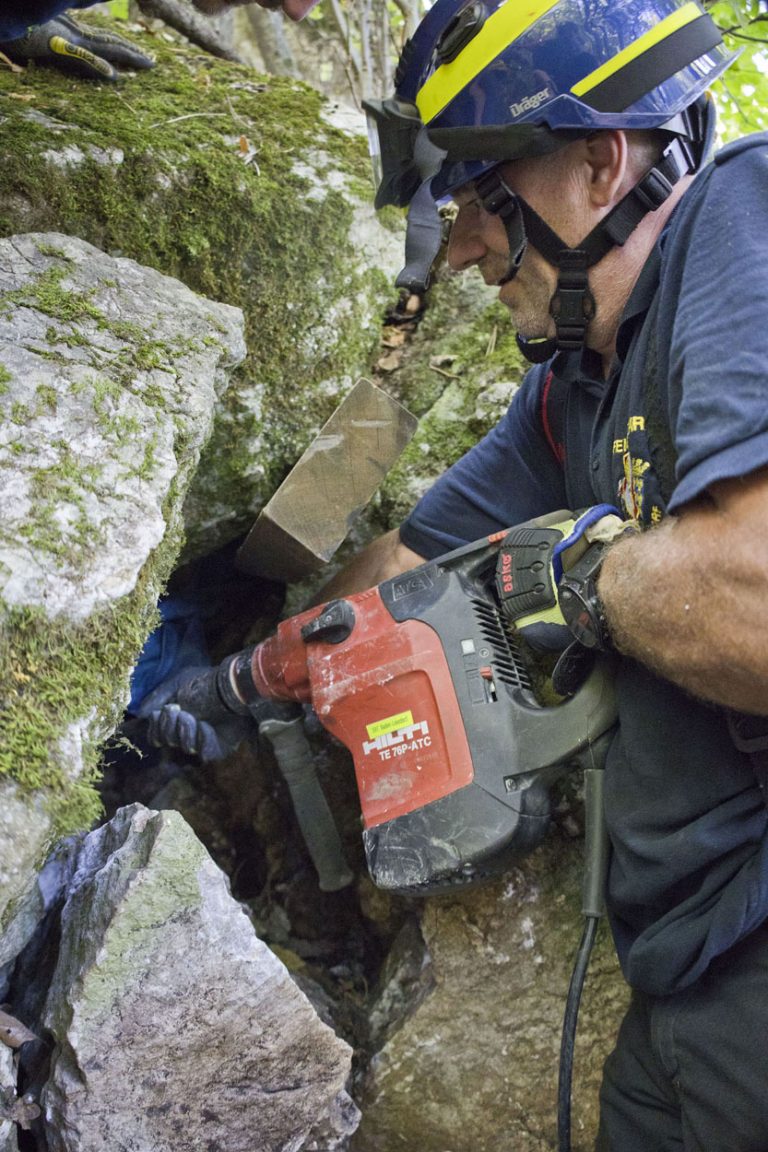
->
xmin=136 ymin=667 xmax=254 ymax=763
xmin=0 ymin=14 xmax=155 ymax=81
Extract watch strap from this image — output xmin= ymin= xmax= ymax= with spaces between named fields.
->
xmin=558 ymin=542 xmax=612 ymax=651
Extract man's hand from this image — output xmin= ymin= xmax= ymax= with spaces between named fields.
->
xmin=496 ymin=505 xmax=638 ymax=650
xmin=0 ymin=15 xmax=155 ymax=81
xmin=136 ymin=666 xmax=254 ymax=762
xmin=191 ymin=0 xmax=320 ymax=19
xmin=599 ymin=466 xmax=768 ymax=715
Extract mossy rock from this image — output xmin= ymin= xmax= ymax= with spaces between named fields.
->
xmin=0 ymin=231 xmax=245 ymax=935
xmin=0 ymin=20 xmax=403 ymax=557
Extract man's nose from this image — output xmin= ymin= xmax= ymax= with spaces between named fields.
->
xmin=447 ymin=201 xmax=509 ymax=273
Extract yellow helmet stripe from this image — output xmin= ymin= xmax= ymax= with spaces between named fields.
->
xmin=416 ymin=0 xmax=559 ymax=125
xmin=571 ymin=2 xmax=702 ymax=98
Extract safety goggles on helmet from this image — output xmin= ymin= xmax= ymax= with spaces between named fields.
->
xmin=364 ymin=98 xmax=446 ymax=210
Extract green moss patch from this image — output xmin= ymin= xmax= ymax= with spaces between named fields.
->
xmin=0 ymin=22 xmax=390 ymax=554
xmin=0 ymin=239 xmax=228 ymax=828
xmin=0 ymin=258 xmax=212 ymax=572
xmin=0 ymin=597 xmax=155 ymax=833
xmin=377 ymin=290 xmax=527 ymax=526
xmin=0 ymin=23 xmax=398 ymax=831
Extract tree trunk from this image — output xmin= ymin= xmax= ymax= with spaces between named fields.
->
xmin=136 ymin=0 xmax=242 ymax=61
xmin=245 ymin=5 xmax=299 ymax=76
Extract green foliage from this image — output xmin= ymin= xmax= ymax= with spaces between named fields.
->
xmin=709 ymin=2 xmax=768 ymax=137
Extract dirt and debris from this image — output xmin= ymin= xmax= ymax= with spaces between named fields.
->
xmin=0 ymin=1086 xmax=40 ymax=1132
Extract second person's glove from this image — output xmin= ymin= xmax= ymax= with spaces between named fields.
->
xmin=0 ymin=14 xmax=155 ymax=82
xmin=136 ymin=666 xmax=254 ymax=763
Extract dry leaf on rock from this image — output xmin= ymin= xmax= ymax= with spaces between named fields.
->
xmin=238 ymin=135 xmax=260 ymax=167
xmin=377 ymin=350 xmax=402 ymax=373
xmin=0 ymin=1087 xmax=41 ymax=1131
xmin=429 ymin=354 xmax=461 ymax=380
xmin=381 ymin=327 xmax=407 ymax=349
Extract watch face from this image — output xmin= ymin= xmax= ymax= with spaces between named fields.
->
xmin=559 ymin=580 xmax=602 ymax=650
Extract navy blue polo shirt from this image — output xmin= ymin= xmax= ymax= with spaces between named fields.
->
xmin=401 ymin=133 xmax=768 ymax=996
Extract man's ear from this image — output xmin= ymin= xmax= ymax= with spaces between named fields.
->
xmin=584 ymin=130 xmax=628 ymax=208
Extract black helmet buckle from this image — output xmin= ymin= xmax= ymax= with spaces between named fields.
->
xmin=549 ymin=250 xmax=596 ymax=351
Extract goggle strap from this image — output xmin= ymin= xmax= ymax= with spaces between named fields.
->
xmin=395 ymin=181 xmax=444 ymax=293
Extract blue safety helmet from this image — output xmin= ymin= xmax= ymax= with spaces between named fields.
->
xmin=366 ymin=0 xmax=736 ymax=208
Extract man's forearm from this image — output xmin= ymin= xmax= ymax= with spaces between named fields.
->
xmin=308 ymin=528 xmax=426 ymax=606
xmin=599 ymin=479 xmax=768 ymax=714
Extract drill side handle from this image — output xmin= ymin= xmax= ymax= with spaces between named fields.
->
xmin=577 ymin=728 xmax=614 ymax=918
xmin=175 ymin=646 xmax=353 ymax=893
xmin=259 ymin=714 xmax=354 ymax=892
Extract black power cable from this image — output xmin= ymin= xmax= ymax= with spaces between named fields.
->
xmin=558 ymin=914 xmax=600 ymax=1151
xmin=556 ymin=747 xmax=613 ymax=1152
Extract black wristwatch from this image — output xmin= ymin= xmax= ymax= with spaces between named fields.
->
xmin=557 ymin=543 xmax=611 ymax=651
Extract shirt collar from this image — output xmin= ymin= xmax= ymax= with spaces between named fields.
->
xmin=614 ymin=243 xmax=662 ymax=366
xmin=552 ymin=345 xmax=605 ymax=398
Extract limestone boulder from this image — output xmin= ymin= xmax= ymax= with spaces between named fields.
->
xmin=353 ymin=836 xmax=629 ymax=1152
xmin=0 ymin=233 xmax=245 ymax=954
xmin=38 ymin=804 xmax=355 ymax=1152
xmin=0 ymin=1044 xmax=19 ymax=1152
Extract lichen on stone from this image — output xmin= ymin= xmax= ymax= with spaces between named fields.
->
xmin=376 ymin=278 xmax=529 ymax=527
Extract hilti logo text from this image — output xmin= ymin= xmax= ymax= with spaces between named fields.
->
xmin=500 ymin=551 xmax=514 ymax=595
xmin=363 ymin=720 xmax=431 ymax=758
xmin=509 ymin=87 xmax=550 ymax=118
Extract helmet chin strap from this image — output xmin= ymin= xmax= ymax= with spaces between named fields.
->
xmin=473 ymin=134 xmax=696 ymax=364
xmin=473 ymin=167 xmax=528 ymax=284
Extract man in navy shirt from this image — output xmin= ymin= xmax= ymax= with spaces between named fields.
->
xmin=346 ymin=0 xmax=768 ymax=1146
xmin=142 ymin=0 xmax=768 ymax=1143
